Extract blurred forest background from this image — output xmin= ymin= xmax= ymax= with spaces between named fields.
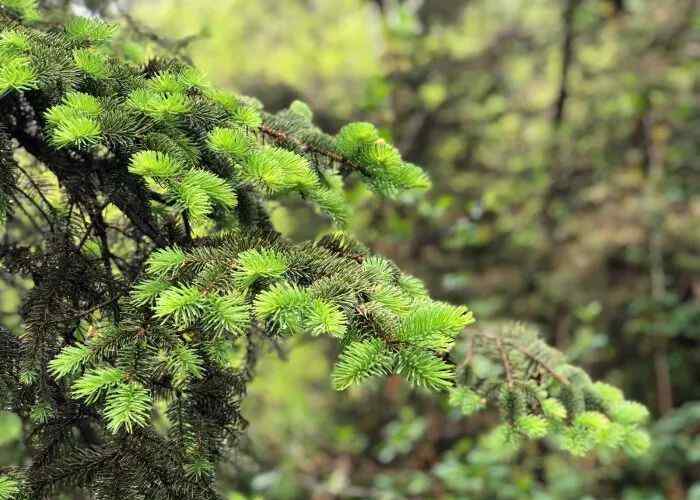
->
xmin=2 ymin=0 xmax=700 ymax=498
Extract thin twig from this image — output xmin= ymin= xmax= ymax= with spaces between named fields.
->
xmin=259 ymin=124 xmax=371 ymax=178
xmin=11 ymin=185 xmax=54 ymax=231
xmin=512 ymin=343 xmax=570 ymax=386
xmin=472 ymin=330 xmax=570 ymax=386
xmin=47 ymin=294 xmax=126 ymax=326
xmin=7 ymin=191 xmax=45 ymax=235
xmin=15 ymin=163 xmax=55 ymax=210
xmin=495 ymin=336 xmax=514 ymax=388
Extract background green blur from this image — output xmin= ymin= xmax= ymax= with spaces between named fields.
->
xmin=3 ymin=1 xmax=700 ymax=498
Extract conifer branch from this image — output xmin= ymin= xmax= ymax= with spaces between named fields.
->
xmin=259 ymin=123 xmax=371 ymax=177
xmin=0 ymin=6 xmax=650 ymax=498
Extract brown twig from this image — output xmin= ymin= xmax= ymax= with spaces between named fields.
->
xmin=471 ymin=329 xmax=571 ymax=386
xmin=495 ymin=335 xmax=514 ymax=388
xmin=259 ymin=124 xmax=371 ymax=177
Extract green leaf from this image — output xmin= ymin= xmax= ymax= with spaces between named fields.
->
xmin=165 ymin=343 xmax=205 ymax=388
xmin=207 ymin=126 xmax=252 ymax=161
xmin=394 ymin=347 xmax=454 ymax=391
xmin=72 ymin=367 xmax=124 ymax=404
xmin=231 ymin=105 xmax=262 ymax=129
xmin=448 ymin=387 xmax=485 ymax=416
xmin=146 ymin=246 xmax=187 ymax=277
xmin=171 ymin=180 xmax=212 ymax=223
xmin=393 ymin=162 xmax=431 ymax=191
xmin=129 ymin=150 xmax=184 ymax=178
xmin=541 ymin=398 xmax=567 ymax=421
xmin=357 ymin=141 xmax=402 ymax=170
xmin=131 ymin=278 xmax=171 ymax=307
xmin=51 ymin=116 xmax=101 ymax=149
xmin=65 ymin=16 xmax=118 ymax=45
xmin=203 ymin=292 xmax=251 ymax=336
xmin=397 ymin=274 xmax=429 ymax=300
xmin=0 ymin=475 xmax=20 ymax=500
xmin=592 ymin=382 xmax=624 ymax=406
xmin=610 ymin=400 xmax=649 ymax=425
xmin=104 ymin=382 xmax=151 ymax=433
xmin=289 ymin=100 xmax=313 ymax=121
xmin=241 ymin=147 xmax=318 ymax=194
xmin=368 ymin=284 xmax=412 ymax=314
xmin=234 ymin=248 xmax=288 ymax=288
xmin=205 ymin=88 xmax=238 ymax=113
xmin=561 ymin=411 xmax=611 ymax=456
xmin=184 ymin=456 xmax=215 ymax=481
xmin=623 ymin=428 xmax=651 ymax=457
xmin=516 ymin=414 xmax=549 ymax=439
xmin=335 ymin=122 xmax=380 ymax=158
xmin=0 ymin=0 xmax=39 ymax=21
xmin=153 ymin=285 xmax=205 ymax=328
xmin=397 ymin=302 xmax=474 ymax=352
xmin=331 ymin=339 xmax=393 ymax=390
xmin=305 ymin=299 xmax=347 ymax=337
xmin=147 ymin=71 xmax=187 ymax=94
xmin=30 ymin=401 xmax=55 ymax=424
xmin=0 ymin=30 xmax=30 ymax=54
xmin=127 ymin=88 xmax=190 ymax=122
xmin=598 ymin=421 xmax=626 ymax=449
xmin=62 ymin=91 xmax=102 ymax=116
xmin=361 ymin=255 xmax=395 ymax=283
xmin=177 ymin=67 xmax=210 ymax=90
xmin=0 ymin=56 xmax=37 ymax=96
xmin=181 ymin=169 xmax=237 ymax=209
xmin=254 ymin=281 xmax=311 ymax=334
xmin=73 ymin=48 xmax=109 ymax=79
xmin=308 ymin=186 xmax=350 ymax=225
xmin=49 ymin=343 xmax=91 ymax=379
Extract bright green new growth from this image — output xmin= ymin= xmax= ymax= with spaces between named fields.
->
xmin=254 ymin=281 xmax=312 ymax=334
xmin=154 ymin=285 xmax=204 ymax=327
xmin=395 ymin=348 xmax=455 ymax=391
xmin=45 ymin=91 xmax=103 ymax=148
xmin=516 ymin=415 xmax=549 ymax=439
xmin=234 ymin=248 xmax=288 ymax=288
xmin=30 ymin=401 xmax=55 ymax=424
xmin=202 ymin=292 xmax=251 ymax=336
xmin=0 ymin=475 xmax=20 ymax=500
xmin=397 ymin=302 xmax=475 ymax=352
xmin=335 ymin=122 xmax=431 ymax=196
xmin=176 ymin=169 xmax=237 ymax=218
xmin=448 ymin=387 xmax=485 ymax=416
xmin=131 ymin=278 xmax=171 ymax=306
xmin=0 ymin=28 xmax=29 ymax=51
xmin=73 ymin=48 xmax=109 ymax=79
xmin=241 ymin=146 xmax=318 ymax=194
xmin=104 ymin=382 xmax=152 ymax=433
xmin=332 ymin=339 xmax=393 ymax=390
xmin=0 ymin=0 xmax=39 ymax=21
xmin=207 ymin=126 xmax=252 ymax=161
xmin=127 ymin=88 xmax=190 ymax=121
xmin=65 ymin=16 xmax=118 ymax=44
xmin=0 ymin=56 xmax=36 ymax=95
xmin=542 ymin=397 xmax=567 ymax=421
xmin=129 ymin=150 xmax=184 ymax=178
xmin=48 ymin=342 xmax=91 ymax=379
xmin=72 ymin=367 xmax=124 ymax=404
xmin=146 ymin=246 xmax=187 ymax=277
xmin=306 ymin=299 xmax=347 ymax=337
xmin=0 ymin=29 xmax=36 ymax=95
xmin=448 ymin=322 xmax=652 ymax=456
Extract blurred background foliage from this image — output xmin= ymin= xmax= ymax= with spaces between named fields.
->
xmin=2 ymin=0 xmax=700 ymax=498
